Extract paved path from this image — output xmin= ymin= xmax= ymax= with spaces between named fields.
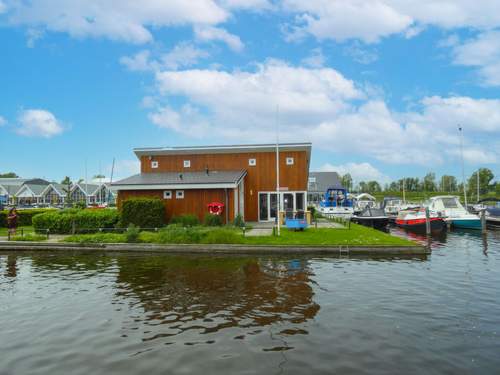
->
xmin=245 ymin=228 xmax=273 ymax=237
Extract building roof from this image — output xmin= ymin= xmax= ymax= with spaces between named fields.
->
xmin=72 ymin=183 xmax=100 ymax=196
xmin=308 ymin=171 xmax=344 ymax=192
xmin=133 ymin=143 xmax=312 ymax=159
xmin=0 ymin=178 xmax=49 ymax=186
xmin=112 ymin=170 xmax=247 ymax=190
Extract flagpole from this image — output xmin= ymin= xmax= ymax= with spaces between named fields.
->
xmin=276 ymin=105 xmax=280 ymax=237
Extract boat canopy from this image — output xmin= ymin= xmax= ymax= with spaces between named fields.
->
xmin=356 ymin=193 xmax=376 ymax=201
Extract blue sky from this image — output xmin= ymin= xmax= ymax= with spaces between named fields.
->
xmin=1 ymin=0 xmax=499 ymax=185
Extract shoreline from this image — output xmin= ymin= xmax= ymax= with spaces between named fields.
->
xmin=0 ymin=241 xmax=429 ymax=255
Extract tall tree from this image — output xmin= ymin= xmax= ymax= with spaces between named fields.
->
xmin=440 ymin=175 xmax=458 ymax=192
xmin=0 ymin=172 xmax=18 ymax=178
xmin=468 ymin=168 xmax=494 ymax=197
xmin=61 ymin=176 xmax=72 ymax=205
xmin=423 ymin=172 xmax=437 ymax=192
xmin=341 ymin=173 xmax=352 ymax=191
xmin=367 ymin=181 xmax=382 ymax=193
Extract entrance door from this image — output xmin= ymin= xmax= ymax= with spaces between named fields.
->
xmin=259 ymin=192 xmax=279 ymax=222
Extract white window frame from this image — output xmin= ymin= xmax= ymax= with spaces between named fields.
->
xmin=257 ymin=191 xmax=307 ymax=222
xmin=151 ymin=160 xmax=159 ymax=169
xmin=286 ymin=157 xmax=294 ymax=165
xmin=163 ymin=190 xmax=172 ymax=199
xmin=248 ymin=158 xmax=256 ymax=166
xmin=176 ymin=190 xmax=184 ymax=199
xmin=183 ymin=160 xmax=191 ymax=168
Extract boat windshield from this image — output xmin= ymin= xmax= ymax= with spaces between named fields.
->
xmin=441 ymin=197 xmax=459 ymax=208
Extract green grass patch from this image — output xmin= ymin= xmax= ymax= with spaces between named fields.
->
xmin=60 ymin=223 xmax=416 ymax=247
xmin=0 ymin=225 xmax=34 ymax=236
xmin=9 ymin=233 xmax=47 ymax=242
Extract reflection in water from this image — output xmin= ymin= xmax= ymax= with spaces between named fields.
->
xmin=115 ymin=256 xmax=319 ymax=343
xmin=5 ymin=255 xmax=17 ymax=278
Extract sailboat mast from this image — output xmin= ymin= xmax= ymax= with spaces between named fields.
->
xmin=458 ymin=125 xmax=468 ymax=208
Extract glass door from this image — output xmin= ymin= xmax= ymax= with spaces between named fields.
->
xmin=270 ymin=193 xmax=278 ymax=221
xmin=259 ymin=193 xmax=269 ymax=221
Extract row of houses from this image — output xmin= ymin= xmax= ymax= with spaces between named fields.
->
xmin=0 ymin=178 xmax=116 ymax=207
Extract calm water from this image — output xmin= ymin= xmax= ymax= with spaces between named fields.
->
xmin=1 ymin=228 xmax=500 ymax=375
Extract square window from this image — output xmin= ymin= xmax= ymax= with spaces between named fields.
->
xmin=163 ymin=190 xmax=172 ymax=199
xmin=176 ymin=190 xmax=184 ymax=199
xmin=183 ymin=160 xmax=191 ymax=168
xmin=151 ymin=160 xmax=158 ymax=168
xmin=249 ymin=158 xmax=256 ymax=166
xmin=286 ymin=157 xmax=294 ymax=165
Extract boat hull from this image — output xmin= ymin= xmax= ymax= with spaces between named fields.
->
xmin=451 ymin=218 xmax=482 ymax=230
xmin=352 ymin=217 xmax=389 ymax=229
xmin=396 ymin=218 xmax=446 ymax=233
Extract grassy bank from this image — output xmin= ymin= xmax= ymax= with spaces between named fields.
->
xmin=61 ymin=224 xmax=416 ymax=247
xmin=0 ymin=226 xmax=34 ymax=237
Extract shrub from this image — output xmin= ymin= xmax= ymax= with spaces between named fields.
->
xmin=156 ymin=226 xmax=204 ymax=244
xmin=121 ymin=198 xmax=165 ymax=229
xmin=0 ymin=208 xmax=56 ymax=227
xmin=32 ymin=209 xmax=120 ymax=234
xmin=64 ymin=233 xmax=126 ymax=244
xmin=170 ymin=214 xmax=200 ymax=227
xmin=203 ymin=228 xmax=242 ymax=244
xmin=233 ymin=214 xmax=245 ymax=228
xmin=204 ymin=213 xmax=223 ymax=226
xmin=125 ymin=224 xmax=141 ymax=243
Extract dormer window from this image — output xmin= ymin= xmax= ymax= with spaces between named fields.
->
xmin=151 ymin=161 xmax=158 ymax=169
xmin=183 ymin=160 xmax=191 ymax=168
xmin=286 ymin=157 xmax=294 ymax=165
xmin=249 ymin=158 xmax=256 ymax=166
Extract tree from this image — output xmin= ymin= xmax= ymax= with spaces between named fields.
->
xmin=423 ymin=172 xmax=437 ymax=192
xmin=468 ymin=168 xmax=494 ymax=197
xmin=440 ymin=175 xmax=457 ymax=192
xmin=61 ymin=176 xmax=72 ymax=206
xmin=341 ymin=173 xmax=352 ymax=191
xmin=367 ymin=181 xmax=382 ymax=193
xmin=358 ymin=181 xmax=368 ymax=192
xmin=0 ymin=172 xmax=18 ymax=178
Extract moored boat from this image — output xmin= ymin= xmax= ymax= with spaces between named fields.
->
xmin=319 ymin=187 xmax=354 ymax=219
xmin=427 ymin=196 xmax=481 ymax=230
xmin=395 ymin=208 xmax=446 ymax=233
xmin=352 ymin=206 xmax=389 ymax=229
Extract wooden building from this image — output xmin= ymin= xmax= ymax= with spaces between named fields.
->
xmin=112 ymin=143 xmax=312 ymax=223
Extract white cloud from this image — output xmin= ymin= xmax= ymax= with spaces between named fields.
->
xmin=26 ymin=28 xmax=44 ymax=48
xmin=194 ymin=26 xmax=244 ymax=51
xmin=219 ymin=0 xmax=272 ymax=10
xmin=318 ymin=162 xmax=391 ymax=184
xmin=120 ymin=43 xmax=209 ymax=72
xmin=16 ymin=109 xmax=64 ymax=138
xmin=452 ymin=31 xmax=500 ymax=86
xmin=144 ymin=60 xmax=500 ymax=167
xmin=343 ymin=41 xmax=378 ymax=64
xmin=0 ymin=1 xmax=7 ymax=14
xmin=4 ymin=0 xmax=229 ymax=44
xmin=282 ymin=0 xmax=500 ymax=43
xmin=0 ymin=116 xmax=6 ymax=126
xmin=301 ymin=48 xmax=325 ymax=68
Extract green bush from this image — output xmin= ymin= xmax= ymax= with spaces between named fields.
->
xmin=170 ymin=214 xmax=200 ymax=227
xmin=64 ymin=233 xmax=126 ymax=244
xmin=120 ymin=198 xmax=165 ymax=229
xmin=32 ymin=209 xmax=120 ymax=234
xmin=125 ymin=224 xmax=140 ymax=243
xmin=156 ymin=225 xmax=204 ymax=244
xmin=0 ymin=208 xmax=56 ymax=227
xmin=233 ymin=214 xmax=245 ymax=228
xmin=203 ymin=228 xmax=242 ymax=244
xmin=204 ymin=213 xmax=223 ymax=226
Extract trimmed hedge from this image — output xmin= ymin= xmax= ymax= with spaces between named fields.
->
xmin=0 ymin=209 xmax=56 ymax=227
xmin=120 ymin=198 xmax=165 ymax=229
xmin=32 ymin=209 xmax=120 ymax=234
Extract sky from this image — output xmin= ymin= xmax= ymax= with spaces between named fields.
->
xmin=1 ymin=0 xmax=499 ymax=185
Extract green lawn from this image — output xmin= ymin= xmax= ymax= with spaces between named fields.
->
xmin=0 ymin=226 xmax=35 ymax=237
xmin=243 ymin=224 xmax=415 ymax=247
xmin=62 ymin=223 xmax=416 ymax=247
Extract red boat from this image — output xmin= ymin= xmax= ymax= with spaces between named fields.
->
xmin=395 ymin=209 xmax=446 ymax=233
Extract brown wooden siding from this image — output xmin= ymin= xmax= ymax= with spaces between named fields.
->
xmin=117 ymin=189 xmax=235 ymax=224
xmin=139 ymin=151 xmax=308 ymax=221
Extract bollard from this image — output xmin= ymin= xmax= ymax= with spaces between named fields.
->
xmin=481 ymin=209 xmax=487 ymax=234
xmin=425 ymin=207 xmax=431 ymax=236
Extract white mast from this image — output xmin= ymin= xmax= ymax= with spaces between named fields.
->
xmin=276 ymin=105 xmax=280 ymax=236
xmin=458 ymin=125 xmax=468 ymax=208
